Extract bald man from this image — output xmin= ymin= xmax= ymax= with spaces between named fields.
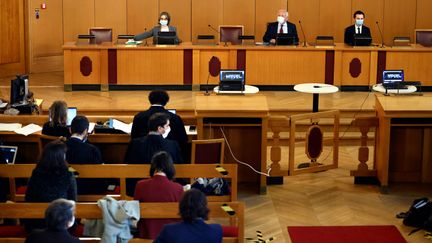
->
xmin=263 ymin=9 xmax=299 ymax=45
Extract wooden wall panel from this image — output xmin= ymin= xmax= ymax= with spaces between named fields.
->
xmin=95 ymin=0 xmax=127 ymax=42
xmin=191 ymin=0 xmax=223 ymax=43
xmin=63 ymin=0 xmax=94 ymax=42
xmin=416 ymin=0 xmax=432 ymax=29
xmin=223 ymin=0 xmax=255 ymax=36
xmin=352 ymin=0 xmax=384 ymax=46
xmin=288 ymin=0 xmax=319 ymax=43
xmin=127 ymin=0 xmax=158 ymax=35
xmin=319 ymin=0 xmax=351 ymax=43
xmin=0 ymin=0 xmax=20 ymax=64
xmin=383 ymin=0 xmax=416 ymax=45
xmin=256 ymin=0 xmax=286 ymax=43
xmin=159 ymin=0 xmax=192 ymax=42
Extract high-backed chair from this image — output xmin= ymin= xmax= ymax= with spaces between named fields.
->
xmin=191 ymin=138 xmax=225 ymax=164
xmin=414 ymin=29 xmax=432 ymax=47
xmin=219 ymin=25 xmax=244 ymax=45
xmin=38 ymin=134 xmax=66 ymax=155
xmin=89 ymin=27 xmax=113 ymax=44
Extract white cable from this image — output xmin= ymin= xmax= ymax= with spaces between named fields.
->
xmin=219 ymin=127 xmax=272 ymax=177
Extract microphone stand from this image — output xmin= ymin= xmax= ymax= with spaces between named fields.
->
xmin=298 ymin=20 xmax=307 ymax=47
xmin=208 ymin=24 xmax=228 ymax=47
xmin=376 ymin=21 xmax=385 ymax=48
xmin=204 ymin=73 xmax=211 ymax=96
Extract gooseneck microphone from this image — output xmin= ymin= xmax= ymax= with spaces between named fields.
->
xmin=376 ymin=21 xmax=385 ymax=48
xmin=208 ymin=24 xmax=228 ymax=47
xmin=298 ymin=20 xmax=307 ymax=47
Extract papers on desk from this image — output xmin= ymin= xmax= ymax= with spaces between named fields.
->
xmin=0 ymin=123 xmax=22 ymax=131
xmin=14 ymin=124 xmax=42 ymax=136
xmin=0 ymin=102 xmax=7 ymax=109
xmin=125 ymin=40 xmax=143 ymax=45
xmin=111 ymin=119 xmax=132 ymax=134
xmin=88 ymin=122 xmax=96 ymax=134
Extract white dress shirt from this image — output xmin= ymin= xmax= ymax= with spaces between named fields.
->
xmin=277 ymin=22 xmax=288 ymax=34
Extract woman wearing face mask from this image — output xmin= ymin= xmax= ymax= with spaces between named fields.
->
xmin=133 ymin=11 xmax=181 ymax=44
xmin=263 ymin=9 xmax=299 ymax=45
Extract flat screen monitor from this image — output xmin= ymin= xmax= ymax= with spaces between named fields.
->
xmin=219 ymin=70 xmax=245 ymax=91
xmin=67 ymin=107 xmax=77 ymax=126
xmin=156 ymin=31 xmax=177 ymax=45
xmin=354 ymin=34 xmax=372 ymax=46
xmin=383 ymin=70 xmax=404 ymax=87
xmin=10 ymin=75 xmax=28 ymax=105
xmin=0 ymin=145 xmax=18 ymax=164
xmin=276 ymin=33 xmax=297 ymax=46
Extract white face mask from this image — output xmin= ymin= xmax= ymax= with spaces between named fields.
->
xmin=160 ymin=20 xmax=168 ymax=26
xmin=277 ymin=16 xmax=285 ymax=24
xmin=162 ymin=126 xmax=171 ymax=139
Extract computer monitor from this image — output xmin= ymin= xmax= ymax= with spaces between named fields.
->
xmin=276 ymin=33 xmax=297 ymax=46
xmin=219 ymin=70 xmax=245 ymax=91
xmin=354 ymin=34 xmax=372 ymax=46
xmin=156 ymin=32 xmax=177 ymax=45
xmin=382 ymin=70 xmax=404 ymax=87
xmin=0 ymin=145 xmax=18 ymax=164
xmin=67 ymin=107 xmax=77 ymax=126
xmin=10 ymin=74 xmax=29 ymax=105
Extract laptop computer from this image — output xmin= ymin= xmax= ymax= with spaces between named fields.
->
xmin=156 ymin=32 xmax=177 ymax=45
xmin=67 ymin=107 xmax=77 ymax=126
xmin=382 ymin=70 xmax=408 ymax=89
xmin=0 ymin=145 xmax=18 ymax=164
xmin=276 ymin=33 xmax=297 ymax=46
xmin=353 ymin=34 xmax=372 ymax=46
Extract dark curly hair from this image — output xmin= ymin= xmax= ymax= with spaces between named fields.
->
xmin=179 ymin=189 xmax=209 ymax=223
xmin=148 ymin=90 xmax=169 ymax=106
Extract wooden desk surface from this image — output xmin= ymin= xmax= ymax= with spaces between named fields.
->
xmin=376 ymin=94 xmax=432 ymax=117
xmin=195 ymin=94 xmax=269 ymax=117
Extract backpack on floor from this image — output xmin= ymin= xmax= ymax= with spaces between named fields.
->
xmin=397 ymin=197 xmax=432 ymax=235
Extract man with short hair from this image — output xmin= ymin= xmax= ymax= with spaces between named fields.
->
xmin=263 ymin=9 xmax=299 ymax=44
xmin=344 ymin=10 xmax=372 ymax=46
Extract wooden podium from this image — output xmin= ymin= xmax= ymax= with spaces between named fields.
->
xmin=195 ymin=94 xmax=269 ymax=194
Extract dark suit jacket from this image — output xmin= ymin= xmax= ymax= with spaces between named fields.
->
xmin=25 ymin=229 xmax=81 ymax=243
xmin=134 ymin=175 xmax=183 ymax=239
xmin=154 ymin=219 xmax=222 ymax=243
xmin=344 ymin=25 xmax=372 ymax=45
xmin=263 ymin=21 xmax=299 ymax=44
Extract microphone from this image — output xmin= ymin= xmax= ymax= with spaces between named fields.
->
xmin=376 ymin=21 xmax=384 ymax=48
xmin=298 ymin=20 xmax=307 ymax=47
xmin=208 ymin=24 xmax=228 ymax=47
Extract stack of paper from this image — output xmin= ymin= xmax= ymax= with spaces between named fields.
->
xmin=14 ymin=124 xmax=42 ymax=136
xmin=111 ymin=119 xmax=132 ymax=134
xmin=0 ymin=123 xmax=22 ymax=132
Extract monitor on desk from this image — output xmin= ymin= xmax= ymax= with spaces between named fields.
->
xmin=219 ymin=70 xmax=245 ymax=91
xmin=353 ymin=34 xmax=372 ymax=46
xmin=156 ymin=32 xmax=177 ymax=45
xmin=382 ymin=70 xmax=404 ymax=87
xmin=10 ymin=75 xmax=29 ymax=105
xmin=276 ymin=33 xmax=297 ymax=46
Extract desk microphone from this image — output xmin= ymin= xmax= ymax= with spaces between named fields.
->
xmin=298 ymin=20 xmax=307 ymax=47
xmin=208 ymin=24 xmax=228 ymax=47
xmin=376 ymin=21 xmax=385 ymax=48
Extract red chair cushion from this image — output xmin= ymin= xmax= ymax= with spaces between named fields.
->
xmin=16 ymin=186 xmax=27 ymax=194
xmin=222 ymin=225 xmax=238 ymax=237
xmin=0 ymin=225 xmax=27 ymax=237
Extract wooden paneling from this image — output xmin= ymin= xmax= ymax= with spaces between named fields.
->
xmin=127 ymin=0 xmax=158 ymax=35
xmin=383 ymin=0 xmax=416 ymax=45
xmin=341 ymin=51 xmax=371 ymax=86
xmin=223 ymin=0 xmax=255 ymax=36
xmin=198 ymin=50 xmax=231 ymax=85
xmin=246 ymin=50 xmax=326 ymax=85
xmin=256 ymin=0 xmax=286 ymax=43
xmin=352 ymin=0 xmax=384 ymax=46
xmin=416 ymin=0 xmax=432 ymax=29
xmin=71 ymin=50 xmax=101 ymax=84
xmin=95 ymin=0 xmax=127 ymax=42
xmin=386 ymin=51 xmax=432 ymax=85
xmin=63 ymin=0 xmax=94 ymax=42
xmin=288 ymin=0 xmax=319 ymax=43
xmin=191 ymin=0 xmax=223 ymax=43
xmin=116 ymin=49 xmax=183 ymax=84
xmin=159 ymin=0 xmax=192 ymax=43
xmin=319 ymin=0 xmax=351 ymax=43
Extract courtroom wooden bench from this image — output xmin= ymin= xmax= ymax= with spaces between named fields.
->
xmin=0 ymin=164 xmax=237 ymax=202
xmin=0 ymin=201 xmax=244 ymax=243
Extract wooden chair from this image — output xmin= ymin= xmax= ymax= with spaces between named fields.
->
xmin=89 ymin=27 xmax=113 ymax=44
xmin=218 ymin=25 xmax=244 ymax=45
xmin=38 ymin=134 xmax=65 ymax=155
xmin=414 ymin=29 xmax=432 ymax=47
xmin=191 ymin=138 xmax=225 ymax=164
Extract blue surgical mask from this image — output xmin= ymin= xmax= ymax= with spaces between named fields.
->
xmin=355 ymin=19 xmax=364 ymax=26
xmin=160 ymin=20 xmax=168 ymax=26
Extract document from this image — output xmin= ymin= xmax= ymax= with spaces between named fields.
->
xmin=0 ymin=123 xmax=22 ymax=132
xmin=14 ymin=124 xmax=42 ymax=136
xmin=88 ymin=122 xmax=96 ymax=134
xmin=111 ymin=119 xmax=132 ymax=134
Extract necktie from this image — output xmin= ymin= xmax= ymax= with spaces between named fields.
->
xmin=279 ymin=24 xmax=283 ymax=34
xmin=357 ymin=27 xmax=360 ymax=34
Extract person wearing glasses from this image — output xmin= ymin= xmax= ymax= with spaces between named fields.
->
xmin=134 ymin=11 xmax=180 ymax=44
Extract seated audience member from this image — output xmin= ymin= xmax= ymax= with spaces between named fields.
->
xmin=130 ymin=90 xmax=189 ymax=161
xmin=66 ymin=115 xmax=107 ymax=194
xmin=263 ymin=9 xmax=299 ymax=44
xmin=25 ymin=198 xmax=81 ymax=243
xmin=25 ymin=140 xmax=77 ymax=232
xmin=154 ymin=189 xmax=222 ymax=243
xmin=125 ymin=112 xmax=183 ymax=164
xmin=42 ymin=100 xmax=71 ymax=138
xmin=344 ymin=10 xmax=372 ymax=46
xmin=134 ymin=151 xmax=183 ymax=239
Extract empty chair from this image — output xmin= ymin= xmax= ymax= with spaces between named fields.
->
xmin=219 ymin=25 xmax=244 ymax=45
xmin=191 ymin=138 xmax=225 ymax=164
xmin=415 ymin=29 xmax=432 ymax=47
xmin=89 ymin=27 xmax=113 ymax=44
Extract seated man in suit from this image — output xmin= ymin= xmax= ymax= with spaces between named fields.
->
xmin=344 ymin=10 xmax=372 ymax=46
xmin=263 ymin=9 xmax=299 ymax=45
xmin=131 ymin=90 xmax=189 ymax=162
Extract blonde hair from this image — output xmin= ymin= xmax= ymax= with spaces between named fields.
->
xmin=49 ymin=100 xmax=68 ymax=126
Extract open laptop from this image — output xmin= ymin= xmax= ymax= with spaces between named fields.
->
xmin=0 ymin=145 xmax=18 ymax=164
xmin=67 ymin=107 xmax=77 ymax=126
xmin=382 ymin=70 xmax=407 ymax=89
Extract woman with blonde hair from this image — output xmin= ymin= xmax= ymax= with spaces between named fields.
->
xmin=42 ymin=100 xmax=71 ymax=137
